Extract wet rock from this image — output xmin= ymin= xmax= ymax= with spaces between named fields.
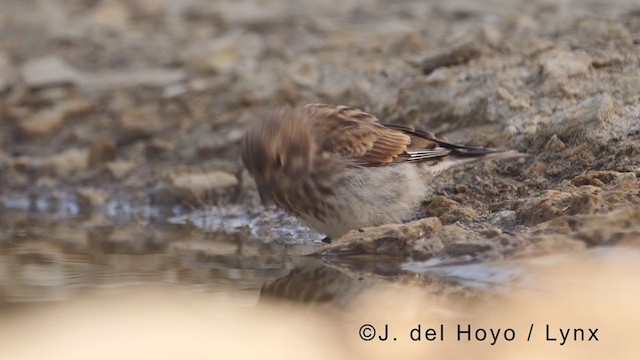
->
xmin=88 ymin=139 xmax=118 ymax=167
xmin=573 ymin=208 xmax=640 ymax=246
xmin=519 ymin=235 xmax=587 ymax=257
xmin=321 ymin=217 xmax=443 ymax=257
xmin=426 ymin=224 xmax=497 ymax=258
xmin=417 ymin=42 xmax=481 ymax=75
xmin=168 ymin=171 xmax=239 ymax=203
xmin=18 ymin=99 xmax=93 ymax=137
xmin=105 ymin=160 xmax=136 ymax=179
xmin=20 ymin=56 xmax=79 ymax=89
xmin=446 ymin=239 xmax=496 ymax=257
xmin=424 ymin=196 xmax=477 ymax=224
xmin=76 ymin=187 xmax=109 ymax=207
xmin=410 ymin=236 xmax=446 ymax=260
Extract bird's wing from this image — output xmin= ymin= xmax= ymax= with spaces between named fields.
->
xmin=303 ymin=104 xmax=454 ymax=167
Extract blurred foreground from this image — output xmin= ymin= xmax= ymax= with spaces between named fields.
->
xmin=1 ymin=246 xmax=638 ymax=359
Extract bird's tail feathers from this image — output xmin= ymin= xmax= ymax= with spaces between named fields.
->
xmin=425 ymin=149 xmax=527 ymax=175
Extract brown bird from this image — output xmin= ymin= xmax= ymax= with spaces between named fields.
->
xmin=241 ymin=104 xmax=523 ymax=241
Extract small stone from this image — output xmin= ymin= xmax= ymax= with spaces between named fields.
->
xmin=186 ymin=37 xmax=239 ymax=73
xmin=541 ymin=49 xmax=591 ymax=79
xmin=145 ymin=139 xmax=175 ymax=159
xmin=19 ymin=99 xmax=93 ymax=136
xmin=510 ymin=15 xmax=538 ymax=32
xmin=183 ymin=32 xmax=264 ymax=74
xmin=89 ymin=139 xmax=118 ymax=167
xmin=418 ymin=42 xmax=481 ymax=75
xmin=169 ymin=171 xmax=239 ymax=202
xmin=424 ymin=196 xmax=478 ymax=224
xmin=480 ymin=26 xmax=503 ymax=47
xmin=15 ymin=148 xmax=89 ymax=177
xmin=20 ymin=56 xmax=79 ymax=89
xmin=424 ymin=67 xmax=453 ymax=85
xmin=119 ymin=108 xmax=163 ymax=140
xmin=288 ymin=56 xmax=320 ymax=88
xmin=88 ymin=0 xmax=131 ymax=31
xmin=162 ymin=83 xmax=188 ymax=98
xmin=496 ymin=86 xmax=513 ymax=100
xmin=47 ymin=148 xmax=89 ymax=177
xmin=496 ymin=86 xmax=531 ymax=109
xmin=105 ymin=160 xmax=136 ymax=179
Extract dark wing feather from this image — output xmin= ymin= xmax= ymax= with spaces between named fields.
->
xmin=386 ymin=124 xmax=507 ymax=157
xmin=304 ymin=104 xmax=456 ymax=167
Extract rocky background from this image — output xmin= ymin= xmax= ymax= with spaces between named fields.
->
xmin=1 ymin=0 xmax=639 ymax=272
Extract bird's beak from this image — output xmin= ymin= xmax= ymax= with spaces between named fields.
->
xmin=257 ymin=183 xmax=274 ymax=206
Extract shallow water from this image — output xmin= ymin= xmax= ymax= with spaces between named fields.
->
xmin=1 ymin=194 xmax=636 ymax=306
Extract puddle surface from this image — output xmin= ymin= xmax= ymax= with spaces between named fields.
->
xmin=1 ymin=196 xmax=636 ymax=307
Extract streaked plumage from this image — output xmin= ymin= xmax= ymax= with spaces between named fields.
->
xmin=241 ymin=104 xmax=523 ymax=240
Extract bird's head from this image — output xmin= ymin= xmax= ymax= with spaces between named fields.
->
xmin=241 ymin=107 xmax=316 ymax=203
